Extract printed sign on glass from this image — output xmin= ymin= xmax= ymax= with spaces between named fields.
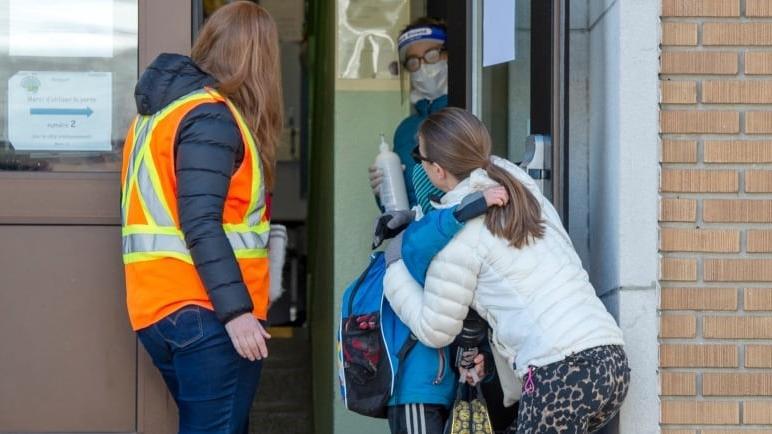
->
xmin=8 ymin=71 xmax=113 ymax=152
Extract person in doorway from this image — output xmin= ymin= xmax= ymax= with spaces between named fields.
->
xmin=368 ymin=17 xmax=517 ymax=434
xmin=119 ymin=2 xmax=282 ymax=433
xmin=384 ymin=108 xmax=630 ymax=434
xmin=370 ymin=186 xmax=506 ymax=434
xmin=364 ymin=17 xmax=461 ymax=434
xmin=369 ymin=17 xmax=448 ymax=213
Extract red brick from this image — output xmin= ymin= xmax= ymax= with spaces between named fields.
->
xmin=703 ymin=80 xmax=772 ymax=104
xmin=660 ymin=344 xmax=738 ymax=367
xmin=660 ymin=400 xmax=739 ymax=424
xmin=662 ymin=140 xmax=697 ymax=163
xmin=662 ymin=23 xmax=699 ymax=45
xmin=704 ymin=316 xmax=772 ymax=338
xmin=703 ymin=372 xmax=772 ymax=395
xmin=660 ymin=287 xmax=738 ymax=310
xmin=660 ymin=199 xmax=697 ymax=222
xmin=703 ymin=200 xmax=772 ymax=223
xmin=661 ymin=169 xmax=738 ymax=193
xmin=660 ymin=314 xmax=697 ymax=338
xmin=661 ymin=52 xmax=738 ymax=74
xmin=704 ymin=23 xmax=772 ymax=45
xmin=661 ymin=258 xmax=698 ymax=281
xmin=746 ymin=170 xmax=772 ymax=193
xmin=704 ymin=140 xmax=772 ymax=163
xmin=748 ymin=0 xmax=772 ymax=16
xmin=662 ymin=0 xmax=740 ymax=16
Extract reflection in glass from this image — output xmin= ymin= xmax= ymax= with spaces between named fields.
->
xmin=0 ymin=0 xmax=138 ymax=172
xmin=337 ymin=0 xmax=409 ymax=79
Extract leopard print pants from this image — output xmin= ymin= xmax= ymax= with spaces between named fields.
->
xmin=509 ymin=345 xmax=630 ymax=434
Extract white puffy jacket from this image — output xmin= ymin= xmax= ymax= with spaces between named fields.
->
xmin=384 ymin=157 xmax=624 ymax=401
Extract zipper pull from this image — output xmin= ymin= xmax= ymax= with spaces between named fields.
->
xmin=524 ymin=366 xmax=536 ymax=395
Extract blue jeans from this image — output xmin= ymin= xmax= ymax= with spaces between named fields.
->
xmin=137 ymin=305 xmax=262 ymax=434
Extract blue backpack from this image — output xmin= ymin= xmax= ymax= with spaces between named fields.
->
xmin=338 ymin=252 xmax=416 ymax=418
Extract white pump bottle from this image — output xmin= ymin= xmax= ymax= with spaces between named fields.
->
xmin=374 ymin=134 xmax=409 ymax=211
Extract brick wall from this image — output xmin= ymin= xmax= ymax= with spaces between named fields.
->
xmin=660 ymin=0 xmax=772 ymax=431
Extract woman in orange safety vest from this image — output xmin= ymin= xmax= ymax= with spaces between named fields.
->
xmin=120 ymin=2 xmax=282 ymax=432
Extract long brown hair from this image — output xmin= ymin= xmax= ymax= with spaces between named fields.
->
xmin=419 ymin=108 xmax=545 ymax=248
xmin=191 ymin=1 xmax=283 ymax=189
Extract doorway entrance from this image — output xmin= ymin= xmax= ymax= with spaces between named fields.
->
xmin=438 ymin=0 xmax=569 ymax=218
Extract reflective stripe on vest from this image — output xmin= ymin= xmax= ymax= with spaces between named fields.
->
xmin=121 ymin=88 xmax=269 ymax=264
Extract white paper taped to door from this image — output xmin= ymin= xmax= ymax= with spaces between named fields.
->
xmin=483 ymin=0 xmax=516 ymax=67
xmin=8 ymin=71 xmax=113 ymax=152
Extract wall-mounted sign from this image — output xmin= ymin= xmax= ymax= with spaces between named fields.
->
xmin=483 ymin=0 xmax=516 ymax=67
xmin=9 ymin=0 xmax=114 ymax=58
xmin=8 ymin=71 xmax=112 ymax=152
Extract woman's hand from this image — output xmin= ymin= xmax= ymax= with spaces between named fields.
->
xmin=225 ymin=313 xmax=271 ymax=361
xmin=483 ymin=186 xmax=509 ymax=208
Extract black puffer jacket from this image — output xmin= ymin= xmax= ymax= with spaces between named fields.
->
xmin=134 ymin=53 xmax=253 ymax=324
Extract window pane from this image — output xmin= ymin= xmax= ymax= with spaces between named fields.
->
xmin=0 ymin=0 xmax=138 ymax=172
xmin=476 ymin=0 xmax=531 ymax=162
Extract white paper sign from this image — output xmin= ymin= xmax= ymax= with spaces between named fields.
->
xmin=9 ymin=0 xmax=114 ymax=58
xmin=8 ymin=71 xmax=113 ymax=152
xmin=483 ymin=0 xmax=516 ymax=67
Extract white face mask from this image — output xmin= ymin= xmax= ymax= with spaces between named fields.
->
xmin=410 ymin=60 xmax=448 ymax=103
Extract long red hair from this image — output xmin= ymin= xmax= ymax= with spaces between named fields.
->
xmin=191 ymin=1 xmax=283 ymax=189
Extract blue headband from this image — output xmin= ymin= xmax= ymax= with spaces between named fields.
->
xmin=398 ymin=26 xmax=447 ymax=61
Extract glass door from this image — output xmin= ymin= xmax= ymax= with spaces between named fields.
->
xmin=450 ymin=0 xmax=569 ymax=220
xmin=474 ymin=0 xmax=533 ymax=162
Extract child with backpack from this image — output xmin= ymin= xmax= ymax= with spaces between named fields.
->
xmin=339 ymin=187 xmax=508 ymax=434
xmin=383 ymin=108 xmax=629 ymax=433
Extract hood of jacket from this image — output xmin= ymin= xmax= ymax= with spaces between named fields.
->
xmin=431 ymin=156 xmax=544 ymax=210
xmin=134 ymin=53 xmax=216 ymax=116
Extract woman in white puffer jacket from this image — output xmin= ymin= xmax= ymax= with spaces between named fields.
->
xmin=383 ymin=108 xmax=630 ymax=433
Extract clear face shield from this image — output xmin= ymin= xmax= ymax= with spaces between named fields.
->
xmin=393 ymin=25 xmax=448 ymax=106
xmin=388 ymin=59 xmax=411 ymax=106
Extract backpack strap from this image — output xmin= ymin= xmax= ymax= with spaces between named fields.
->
xmin=396 ymin=334 xmax=418 ymax=361
xmin=345 ymin=254 xmax=379 ymax=328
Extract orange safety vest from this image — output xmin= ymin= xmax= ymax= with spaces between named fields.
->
xmin=120 ymin=88 xmax=270 ymax=331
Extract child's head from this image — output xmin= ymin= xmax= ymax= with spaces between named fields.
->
xmin=416 ymin=107 xmax=491 ymax=190
xmin=418 ymin=108 xmax=545 ymax=248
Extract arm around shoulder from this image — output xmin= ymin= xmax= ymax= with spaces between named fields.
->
xmin=384 ymin=226 xmax=482 ymax=348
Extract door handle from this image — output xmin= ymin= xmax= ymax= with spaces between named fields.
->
xmin=519 ymin=134 xmax=552 ymax=202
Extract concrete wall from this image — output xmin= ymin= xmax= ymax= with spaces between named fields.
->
xmin=569 ymin=0 xmax=592 ymax=268
xmin=587 ymin=0 xmax=660 ymax=432
xmin=588 ymin=0 xmax=621 ymax=301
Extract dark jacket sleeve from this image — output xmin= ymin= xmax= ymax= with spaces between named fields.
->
xmin=175 ymin=102 xmax=251 ymax=324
